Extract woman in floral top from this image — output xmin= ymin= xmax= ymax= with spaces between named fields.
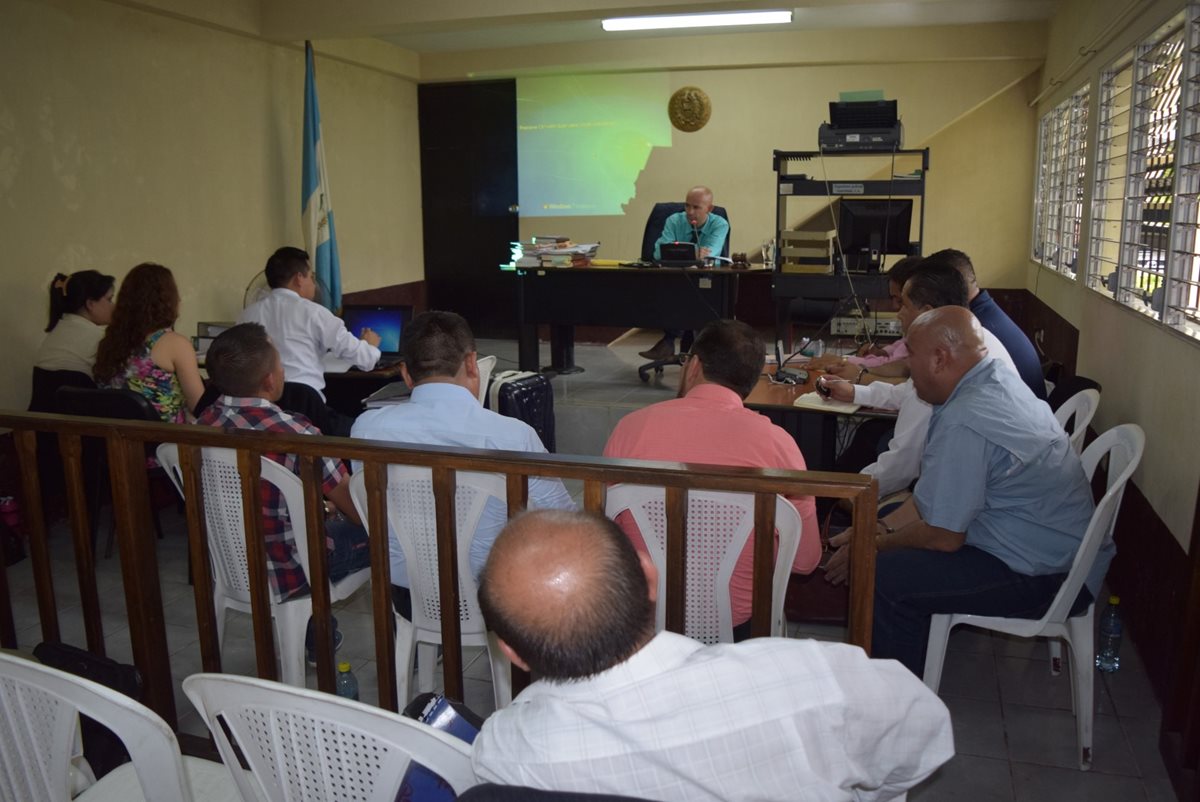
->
xmin=93 ymin=263 xmax=204 ymax=422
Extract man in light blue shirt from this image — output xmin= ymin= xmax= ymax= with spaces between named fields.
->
xmin=825 ymin=307 xmax=1095 ymax=676
xmin=351 ymin=311 xmax=575 ymax=618
xmin=641 ymin=185 xmax=731 ymax=361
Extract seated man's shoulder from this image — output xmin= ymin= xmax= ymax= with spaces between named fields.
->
xmin=479 ymin=405 xmax=545 ymax=443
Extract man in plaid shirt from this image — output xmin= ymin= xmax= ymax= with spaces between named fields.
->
xmin=197 ymin=323 xmax=370 ymax=651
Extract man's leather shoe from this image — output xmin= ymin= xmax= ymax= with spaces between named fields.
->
xmin=639 ymin=337 xmax=676 ymax=361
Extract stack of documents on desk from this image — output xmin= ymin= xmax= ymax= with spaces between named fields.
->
xmin=793 ymin=392 xmax=860 ymax=414
xmin=537 ymin=242 xmax=600 ymax=267
xmin=510 ymin=238 xmax=600 ymax=267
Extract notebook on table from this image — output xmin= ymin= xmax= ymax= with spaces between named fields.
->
xmin=340 ymin=304 xmax=412 ymax=368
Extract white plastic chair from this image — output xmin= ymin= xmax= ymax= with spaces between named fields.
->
xmin=1054 ymin=388 xmax=1101 ymax=454
xmin=183 ymin=673 xmax=476 ymax=802
xmin=157 ymin=444 xmax=371 ymax=688
xmin=348 ymin=467 xmax=512 ymax=709
xmin=475 ymin=354 xmax=497 ymax=406
xmin=922 ymin=423 xmax=1145 ymax=770
xmin=0 ymin=652 xmax=239 ymax=802
xmin=604 ymin=485 xmax=803 ymax=644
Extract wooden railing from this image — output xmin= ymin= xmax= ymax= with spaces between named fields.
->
xmin=0 ymin=410 xmax=878 ymax=730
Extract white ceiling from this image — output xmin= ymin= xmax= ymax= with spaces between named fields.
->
xmin=371 ymin=0 xmax=1060 ymax=54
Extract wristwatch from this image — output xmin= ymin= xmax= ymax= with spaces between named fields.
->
xmin=856 ymin=366 xmax=869 ymax=383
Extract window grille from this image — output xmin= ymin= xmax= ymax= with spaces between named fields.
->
xmin=1033 ymin=87 xmax=1090 ymax=277
xmin=1087 ymin=7 xmax=1200 ymax=339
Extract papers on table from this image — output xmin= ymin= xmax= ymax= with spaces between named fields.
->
xmin=793 ymin=392 xmax=860 ymax=414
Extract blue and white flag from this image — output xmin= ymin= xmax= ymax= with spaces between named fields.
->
xmin=302 ymin=41 xmax=341 ymax=312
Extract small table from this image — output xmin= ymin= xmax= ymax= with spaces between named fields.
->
xmin=745 ymin=365 xmax=896 ymax=471
xmin=323 ymin=364 xmax=406 ymax=419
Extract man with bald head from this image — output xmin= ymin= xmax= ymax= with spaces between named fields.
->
xmin=472 ymin=509 xmax=953 ymax=801
xmin=641 ymin=185 xmax=730 ymax=360
xmin=920 ymin=248 xmax=1047 ymax=400
xmin=827 ymin=307 xmax=1095 ymax=676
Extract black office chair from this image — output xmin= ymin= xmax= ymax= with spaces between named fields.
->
xmin=27 ymin=367 xmax=98 ymax=503
xmin=196 ymin=380 xmax=349 ymax=435
xmin=637 ymin=202 xmax=732 ymax=382
xmin=1047 ymin=374 xmax=1101 ymax=413
xmin=56 ymin=386 xmax=168 ymax=557
xmin=639 ymin=202 xmax=732 ymax=263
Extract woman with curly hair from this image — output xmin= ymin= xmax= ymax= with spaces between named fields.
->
xmin=93 ymin=263 xmax=204 ymax=422
xmin=35 ymin=269 xmax=116 ymax=374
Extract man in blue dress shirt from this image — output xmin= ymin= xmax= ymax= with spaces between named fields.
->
xmin=640 ymin=186 xmax=730 ymax=361
xmin=825 ymin=306 xmax=1095 ymax=676
xmin=350 ymin=311 xmax=575 ymax=619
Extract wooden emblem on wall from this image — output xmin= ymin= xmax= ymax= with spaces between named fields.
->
xmin=668 ymin=86 xmax=711 ymax=132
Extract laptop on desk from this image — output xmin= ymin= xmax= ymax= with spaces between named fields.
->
xmin=656 ymin=242 xmax=703 ymax=268
xmin=340 ymin=304 xmax=412 ymax=369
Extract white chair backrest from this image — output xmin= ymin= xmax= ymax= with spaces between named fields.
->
xmin=605 ymin=485 xmax=802 ymax=644
xmin=475 ymin=354 xmax=497 ymax=406
xmin=0 ymin=652 xmax=194 ymax=802
xmin=348 ymin=466 xmax=505 ymax=636
xmin=157 ymin=444 xmax=312 ymax=602
xmin=1042 ymin=423 xmax=1144 ymax=624
xmin=182 ymin=673 xmax=476 ymax=801
xmin=1054 ymin=388 xmax=1101 ymax=454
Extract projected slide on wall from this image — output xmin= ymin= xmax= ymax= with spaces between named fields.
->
xmin=518 ymin=74 xmax=671 ymax=217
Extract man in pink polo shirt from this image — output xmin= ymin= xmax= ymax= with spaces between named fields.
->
xmin=604 ymin=319 xmax=821 ymax=640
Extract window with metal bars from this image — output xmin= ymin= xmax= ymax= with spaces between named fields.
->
xmin=1032 ymin=87 xmax=1090 ymax=277
xmin=1088 ymin=7 xmax=1200 ymax=339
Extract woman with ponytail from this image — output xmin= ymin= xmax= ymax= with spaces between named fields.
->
xmin=35 ymin=270 xmax=116 ymax=373
xmin=93 ymin=263 xmax=204 ymax=423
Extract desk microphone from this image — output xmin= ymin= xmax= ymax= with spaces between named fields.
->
xmin=774 ymin=338 xmax=807 ymax=385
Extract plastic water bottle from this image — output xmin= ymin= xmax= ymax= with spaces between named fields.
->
xmin=1095 ymin=595 xmax=1122 ymax=673
xmin=335 ymin=661 xmax=359 ymax=701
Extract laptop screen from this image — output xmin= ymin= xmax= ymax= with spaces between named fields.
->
xmin=658 ymin=241 xmax=700 ymax=266
xmin=341 ymin=304 xmax=412 ymax=354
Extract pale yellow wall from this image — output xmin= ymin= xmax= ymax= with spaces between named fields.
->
xmin=922 ymin=73 xmax=1039 ymax=288
xmin=1031 ymin=0 xmax=1200 ymax=548
xmin=0 ymin=0 xmax=423 ymax=410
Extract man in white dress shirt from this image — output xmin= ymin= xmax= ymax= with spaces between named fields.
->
xmin=239 ymin=246 xmax=381 ymax=434
xmin=350 ymin=311 xmax=574 ymax=620
xmin=472 ymin=509 xmax=953 ymax=801
xmin=819 ymin=263 xmax=1018 ymax=497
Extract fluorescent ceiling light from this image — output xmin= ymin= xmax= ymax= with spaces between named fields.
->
xmin=602 ymin=10 xmax=793 ymax=32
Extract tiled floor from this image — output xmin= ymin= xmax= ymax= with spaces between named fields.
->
xmin=2 ymin=333 xmax=1176 ymax=801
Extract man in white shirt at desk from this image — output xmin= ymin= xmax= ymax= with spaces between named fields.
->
xmin=819 ymin=263 xmax=1017 ymax=497
xmin=239 ymin=246 xmax=382 ymax=405
xmin=350 ymin=311 xmax=574 ymax=620
xmin=472 ymin=509 xmax=953 ymax=801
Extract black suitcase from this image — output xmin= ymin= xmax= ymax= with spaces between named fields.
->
xmin=486 ymin=370 xmax=556 ymax=452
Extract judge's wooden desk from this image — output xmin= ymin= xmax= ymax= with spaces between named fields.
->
xmin=513 ymin=263 xmax=769 ymax=373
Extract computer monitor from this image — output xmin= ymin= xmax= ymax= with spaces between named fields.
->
xmin=837 ymin=199 xmax=913 ymax=272
xmin=340 ymin=304 xmax=412 ymax=355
